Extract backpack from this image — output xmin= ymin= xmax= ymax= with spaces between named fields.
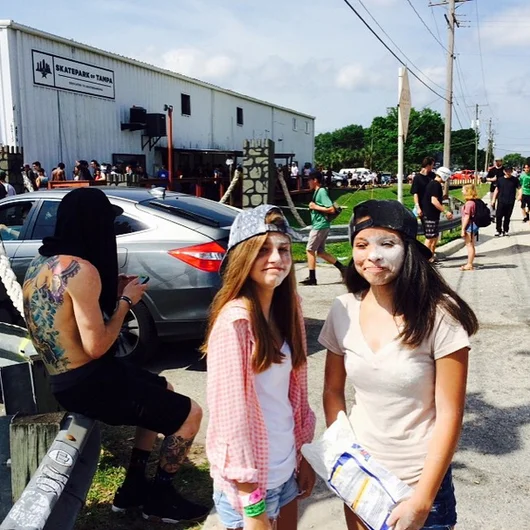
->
xmin=327 ymin=201 xmax=343 ymax=222
xmin=472 ymin=198 xmax=491 ymax=228
xmin=313 ymin=190 xmax=342 ymax=222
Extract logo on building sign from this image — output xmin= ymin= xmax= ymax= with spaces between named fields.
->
xmin=35 ymin=59 xmax=52 ymax=79
xmin=32 ymin=50 xmax=115 ymax=99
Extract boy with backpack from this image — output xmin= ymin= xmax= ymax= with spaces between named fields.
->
xmin=299 ymin=172 xmax=346 ymax=286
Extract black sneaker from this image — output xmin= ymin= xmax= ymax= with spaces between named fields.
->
xmin=112 ymin=477 xmax=149 ymax=513
xmin=523 ymin=217 xmax=529 ymax=223
xmin=142 ymin=484 xmax=209 ymax=524
xmin=299 ymin=277 xmax=317 ymax=286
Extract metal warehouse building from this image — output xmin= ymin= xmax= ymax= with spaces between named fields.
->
xmin=0 ymin=20 xmax=315 ymax=177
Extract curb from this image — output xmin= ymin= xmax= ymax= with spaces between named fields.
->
xmin=436 ymin=238 xmax=466 ymax=258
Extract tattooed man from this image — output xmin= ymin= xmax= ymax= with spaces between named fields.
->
xmin=22 ymin=188 xmax=208 ymax=523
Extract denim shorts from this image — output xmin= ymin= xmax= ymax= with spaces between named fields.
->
xmin=421 ymin=467 xmax=457 ymax=529
xmin=213 ymin=472 xmax=299 ymax=529
xmin=466 ymin=222 xmax=479 ymax=235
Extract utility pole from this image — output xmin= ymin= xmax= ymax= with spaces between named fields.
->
xmin=431 ymin=0 xmax=470 ymax=168
xmin=484 ymin=118 xmax=493 ymax=172
xmin=473 ymin=103 xmax=479 ymax=184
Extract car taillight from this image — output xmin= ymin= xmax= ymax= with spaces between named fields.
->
xmin=168 ymin=241 xmax=226 ymax=273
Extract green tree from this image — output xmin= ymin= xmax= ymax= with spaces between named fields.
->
xmin=315 ymin=124 xmax=366 ymax=170
xmin=451 ymin=128 xmax=485 ymax=170
xmin=502 ymin=153 xmax=526 ymax=168
xmin=365 ymin=107 xmax=444 ymax=174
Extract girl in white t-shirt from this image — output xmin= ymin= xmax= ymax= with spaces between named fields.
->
xmin=320 ymin=199 xmax=478 ymax=530
xmin=203 ymin=204 xmax=316 ymax=530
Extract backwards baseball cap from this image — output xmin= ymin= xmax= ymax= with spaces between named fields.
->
xmin=435 ymin=166 xmax=452 ymax=182
xmin=222 ymin=204 xmax=297 ymax=271
xmin=349 ymin=200 xmax=432 ymax=259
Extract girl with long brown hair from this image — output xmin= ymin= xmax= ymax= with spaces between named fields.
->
xmin=202 ymin=204 xmax=316 ymax=530
xmin=321 ymin=200 xmax=478 ymax=530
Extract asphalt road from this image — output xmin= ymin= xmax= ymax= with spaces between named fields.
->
xmin=156 ymin=210 xmax=530 ymax=529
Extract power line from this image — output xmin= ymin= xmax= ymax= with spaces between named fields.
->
xmin=474 ymin=0 xmax=494 ymax=119
xmin=340 ymin=0 xmax=449 ymax=102
xmin=356 ymin=0 xmax=450 ymax=93
xmin=405 ymin=0 xmax=449 ymax=52
xmin=355 ymin=0 xmax=448 ymax=92
xmin=454 ymin=54 xmax=472 ymax=124
xmin=430 ymin=3 xmax=445 ymax=44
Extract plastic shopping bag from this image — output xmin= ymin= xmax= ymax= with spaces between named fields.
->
xmin=301 ymin=411 xmax=413 ymax=530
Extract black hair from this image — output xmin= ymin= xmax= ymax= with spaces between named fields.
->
xmin=421 ymin=157 xmax=435 ymax=169
xmin=32 ymin=161 xmax=42 ymax=168
xmin=58 ymin=163 xmax=65 ymax=170
xmin=345 ymin=237 xmax=478 ymax=347
xmin=309 ymin=171 xmax=325 ymax=185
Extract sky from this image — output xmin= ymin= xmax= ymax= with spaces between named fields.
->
xmin=3 ymin=0 xmax=530 ymax=156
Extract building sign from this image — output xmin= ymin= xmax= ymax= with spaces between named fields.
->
xmin=32 ymin=50 xmax=115 ymax=99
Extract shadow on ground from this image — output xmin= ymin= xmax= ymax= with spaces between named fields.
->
xmin=459 ymin=392 xmax=530 ymax=456
xmin=75 ymin=424 xmax=212 ymax=530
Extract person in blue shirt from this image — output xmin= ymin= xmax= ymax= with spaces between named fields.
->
xmin=157 ymin=165 xmax=169 ymax=179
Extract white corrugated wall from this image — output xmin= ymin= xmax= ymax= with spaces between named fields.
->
xmin=4 ymin=24 xmax=315 ymax=174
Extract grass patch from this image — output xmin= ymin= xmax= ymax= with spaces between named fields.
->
xmin=287 ymin=183 xmax=490 ymax=263
xmin=281 ymin=183 xmax=491 ymax=229
xmin=75 ymin=425 xmax=211 ymax=530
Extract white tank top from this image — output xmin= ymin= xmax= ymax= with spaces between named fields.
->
xmin=254 ymin=342 xmax=297 ymax=489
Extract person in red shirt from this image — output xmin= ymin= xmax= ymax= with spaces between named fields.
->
xmin=460 ymin=185 xmax=479 ymax=271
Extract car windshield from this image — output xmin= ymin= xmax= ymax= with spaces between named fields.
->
xmin=141 ymin=196 xmax=239 ymax=228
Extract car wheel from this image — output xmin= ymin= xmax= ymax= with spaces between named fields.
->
xmin=335 ymin=180 xmax=342 ymax=187
xmin=115 ymin=301 xmax=158 ymax=364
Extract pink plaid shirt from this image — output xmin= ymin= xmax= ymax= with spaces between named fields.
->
xmin=205 ymin=299 xmax=316 ymax=512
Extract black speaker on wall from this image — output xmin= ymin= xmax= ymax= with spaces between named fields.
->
xmin=146 ymin=113 xmax=167 ymax=137
xmin=130 ymin=106 xmax=147 ymax=124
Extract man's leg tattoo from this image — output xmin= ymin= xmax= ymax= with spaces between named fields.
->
xmin=159 ymin=434 xmax=195 ymax=474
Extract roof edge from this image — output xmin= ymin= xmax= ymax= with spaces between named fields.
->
xmin=0 ymin=20 xmax=316 ymax=121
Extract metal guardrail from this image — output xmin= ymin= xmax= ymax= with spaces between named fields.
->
xmin=0 ymin=414 xmax=100 ymax=530
xmin=297 ymin=217 xmax=462 ymax=243
xmin=295 ymin=197 xmax=464 ymax=243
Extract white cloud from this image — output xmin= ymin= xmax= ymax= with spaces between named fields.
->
xmin=159 ymin=48 xmax=236 ymax=81
xmin=482 ymin=6 xmax=530 ymax=47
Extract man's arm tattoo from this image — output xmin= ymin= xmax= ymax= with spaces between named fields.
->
xmin=159 ymin=434 xmax=195 ymax=474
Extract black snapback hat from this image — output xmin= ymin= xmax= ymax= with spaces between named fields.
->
xmin=349 ymin=200 xmax=432 ymax=259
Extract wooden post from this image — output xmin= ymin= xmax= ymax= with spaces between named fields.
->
xmin=10 ymin=413 xmax=66 ymax=501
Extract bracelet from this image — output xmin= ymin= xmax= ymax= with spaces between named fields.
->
xmin=239 ymin=488 xmax=264 ymax=508
xmin=243 ymin=499 xmax=266 ymax=518
xmin=118 ymin=295 xmax=133 ymax=307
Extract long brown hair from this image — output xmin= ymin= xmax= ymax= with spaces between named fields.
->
xmin=201 ymin=210 xmax=306 ymax=373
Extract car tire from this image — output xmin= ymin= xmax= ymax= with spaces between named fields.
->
xmin=115 ymin=301 xmax=159 ymax=365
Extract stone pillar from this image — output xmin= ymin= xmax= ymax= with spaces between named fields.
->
xmin=0 ymin=146 xmax=25 ymax=193
xmin=241 ymin=139 xmax=276 ymax=208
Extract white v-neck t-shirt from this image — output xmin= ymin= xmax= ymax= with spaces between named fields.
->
xmin=254 ymin=341 xmax=296 ymax=489
xmin=319 ymin=293 xmax=470 ymax=486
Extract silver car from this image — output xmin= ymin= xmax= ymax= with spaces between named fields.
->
xmin=0 ymin=187 xmax=238 ymax=363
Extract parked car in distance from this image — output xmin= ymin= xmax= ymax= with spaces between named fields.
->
xmin=330 ymin=171 xmax=349 ymax=187
xmin=451 ymin=169 xmax=475 ymax=180
xmin=0 ymin=187 xmax=239 ymax=363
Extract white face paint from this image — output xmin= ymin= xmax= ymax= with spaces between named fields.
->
xmin=353 ymin=227 xmax=405 ymax=286
xmin=250 ymin=233 xmax=292 ymax=290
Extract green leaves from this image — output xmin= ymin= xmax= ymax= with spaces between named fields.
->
xmin=315 ymin=107 xmax=485 ymax=173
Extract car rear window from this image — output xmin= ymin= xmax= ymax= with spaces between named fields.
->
xmin=142 ymin=197 xmax=238 ymax=227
